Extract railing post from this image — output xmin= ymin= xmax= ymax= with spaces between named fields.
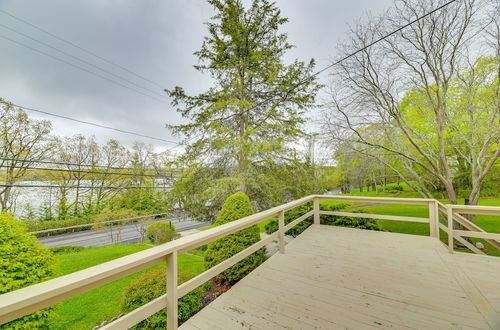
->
xmin=313 ymin=197 xmax=320 ymax=225
xmin=166 ymin=251 xmax=178 ymax=330
xmin=446 ymin=206 xmax=454 ymax=253
xmin=278 ymin=210 xmax=285 ymax=254
xmin=428 ymin=201 xmax=438 ymax=239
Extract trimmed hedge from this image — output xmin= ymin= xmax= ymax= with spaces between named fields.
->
xmin=264 ymin=202 xmax=382 ymax=235
xmin=146 ymin=222 xmax=179 ymax=244
xmin=120 ymin=268 xmax=203 ymax=328
xmin=321 ymin=209 xmax=383 ymax=231
xmin=0 ymin=213 xmax=58 ymax=329
xmin=49 ymin=246 xmax=85 ymax=254
xmin=204 ymin=192 xmax=265 ymax=284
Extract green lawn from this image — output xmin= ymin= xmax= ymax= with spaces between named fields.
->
xmin=324 ymin=190 xmax=500 ymax=256
xmin=198 ymin=218 xmax=272 ymax=233
xmin=51 ymin=243 xmax=205 ymax=330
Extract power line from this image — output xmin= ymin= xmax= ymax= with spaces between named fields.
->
xmin=7 ymin=103 xmax=178 ymax=144
xmin=0 ymin=34 xmax=168 ymax=104
xmin=163 ymin=0 xmax=459 ymax=151
xmin=0 ymin=164 xmax=170 ymax=178
xmin=0 ymin=23 xmax=165 ymax=98
xmin=0 ymin=8 xmax=164 ymax=88
xmin=2 ymin=0 xmax=458 ymax=155
xmin=0 ymin=157 xmax=168 ymax=172
xmin=0 ymin=184 xmax=162 ymax=189
xmin=312 ymin=0 xmax=458 ymax=77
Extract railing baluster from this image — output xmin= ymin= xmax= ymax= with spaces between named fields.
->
xmin=278 ymin=211 xmax=285 ymax=254
xmin=166 ymin=251 xmax=178 ymax=330
xmin=313 ymin=197 xmax=320 ymax=225
xmin=446 ymin=206 xmax=454 ymax=253
xmin=428 ymin=201 xmax=439 ymax=239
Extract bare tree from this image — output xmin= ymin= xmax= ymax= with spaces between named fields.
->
xmin=323 ymin=0 xmax=499 ymax=205
xmin=0 ymin=99 xmax=51 ymax=211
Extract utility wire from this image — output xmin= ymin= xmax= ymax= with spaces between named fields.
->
xmin=312 ymin=0 xmax=458 ymax=77
xmin=0 ymin=157 xmax=168 ymax=172
xmin=2 ymin=0 xmax=458 ymax=154
xmin=0 ymin=8 xmax=164 ymax=88
xmin=0 ymin=23 xmax=165 ymax=98
xmin=0 ymin=184 xmax=162 ymax=190
xmin=165 ymin=0 xmax=459 ymax=149
xmin=0 ymin=164 xmax=171 ymax=178
xmin=0 ymin=35 xmax=168 ymax=104
xmin=7 ymin=102 xmax=178 ymax=144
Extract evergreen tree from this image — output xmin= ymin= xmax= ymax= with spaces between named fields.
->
xmin=204 ymin=192 xmax=265 ymax=284
xmin=167 ymin=0 xmax=320 ymax=219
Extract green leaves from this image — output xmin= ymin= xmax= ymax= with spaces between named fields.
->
xmin=0 ymin=213 xmax=58 ymax=328
xmin=204 ymin=192 xmax=265 ymax=284
xmin=166 ymin=0 xmax=321 ymax=218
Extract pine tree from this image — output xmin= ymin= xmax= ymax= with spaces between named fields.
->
xmin=167 ymin=0 xmax=320 ymax=218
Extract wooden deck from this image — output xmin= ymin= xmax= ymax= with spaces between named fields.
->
xmin=181 ymin=225 xmax=500 ymax=330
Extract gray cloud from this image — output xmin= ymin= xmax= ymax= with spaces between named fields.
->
xmin=0 ymin=0 xmax=391 ymax=151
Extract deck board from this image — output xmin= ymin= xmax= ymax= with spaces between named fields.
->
xmin=181 ymin=225 xmax=500 ymax=329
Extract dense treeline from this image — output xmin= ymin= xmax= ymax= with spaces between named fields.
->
xmin=0 ymin=99 xmax=171 ymax=227
xmin=323 ymin=0 xmax=499 ymax=204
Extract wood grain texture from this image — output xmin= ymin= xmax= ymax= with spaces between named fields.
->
xmin=181 ymin=225 xmax=500 ymax=330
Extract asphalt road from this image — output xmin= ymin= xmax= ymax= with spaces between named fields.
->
xmin=38 ymin=218 xmax=209 ymax=248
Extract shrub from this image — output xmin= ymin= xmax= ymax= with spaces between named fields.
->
xmin=146 ymin=222 xmax=179 ymax=244
xmin=49 ymin=245 xmax=84 ymax=254
xmin=120 ymin=268 xmax=203 ymax=328
xmin=204 ymin=192 xmax=265 ymax=284
xmin=383 ymin=184 xmax=403 ymax=192
xmin=0 ymin=213 xmax=58 ymax=329
xmin=264 ymin=202 xmax=352 ymax=237
xmin=322 ymin=209 xmax=383 ymax=231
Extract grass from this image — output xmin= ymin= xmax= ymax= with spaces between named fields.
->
xmin=198 ymin=218 xmax=272 ymax=233
xmin=325 ymin=188 xmax=500 ymax=256
xmin=50 ymin=243 xmax=205 ymax=330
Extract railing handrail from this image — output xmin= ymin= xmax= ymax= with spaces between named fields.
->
xmin=0 ymin=194 xmax=315 ymax=324
xmin=27 ymin=212 xmax=173 ymax=235
xmin=1 ymin=194 xmax=499 ymax=328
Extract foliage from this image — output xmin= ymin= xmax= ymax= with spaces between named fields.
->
xmin=52 ymin=243 xmax=204 ymax=330
xmin=325 ymin=0 xmax=499 ymax=206
xmin=146 ymin=222 xmax=179 ymax=244
xmin=0 ymin=213 xmax=57 ymax=329
xmin=321 ymin=209 xmax=383 ymax=231
xmin=264 ymin=202 xmax=352 ymax=236
xmin=50 ymin=246 xmax=85 ymax=254
xmin=383 ymin=184 xmax=403 ymax=192
xmin=167 ymin=0 xmax=321 ymax=219
xmin=0 ymin=99 xmax=52 ymax=212
xmin=120 ymin=268 xmax=203 ymax=328
xmin=204 ymin=192 xmax=265 ymax=284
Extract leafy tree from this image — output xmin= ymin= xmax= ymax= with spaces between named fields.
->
xmin=324 ymin=0 xmax=499 ymax=205
xmin=167 ymin=0 xmax=321 ymax=219
xmin=0 ymin=99 xmax=52 ymax=212
xmin=146 ymin=222 xmax=179 ymax=244
xmin=120 ymin=268 xmax=203 ymax=329
xmin=0 ymin=213 xmax=58 ymax=329
xmin=204 ymin=192 xmax=265 ymax=284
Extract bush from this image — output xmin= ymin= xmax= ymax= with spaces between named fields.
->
xmin=146 ymin=222 xmax=179 ymax=244
xmin=322 ymin=209 xmax=383 ymax=231
xmin=264 ymin=202 xmax=352 ymax=237
xmin=49 ymin=246 xmax=85 ymax=254
xmin=204 ymin=192 xmax=265 ymax=284
xmin=383 ymin=184 xmax=403 ymax=192
xmin=120 ymin=268 xmax=203 ymax=328
xmin=0 ymin=213 xmax=58 ymax=329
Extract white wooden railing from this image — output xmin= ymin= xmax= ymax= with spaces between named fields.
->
xmin=0 ymin=195 xmax=499 ymax=329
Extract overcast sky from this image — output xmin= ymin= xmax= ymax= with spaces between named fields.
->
xmin=0 ymin=0 xmax=392 ymax=151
